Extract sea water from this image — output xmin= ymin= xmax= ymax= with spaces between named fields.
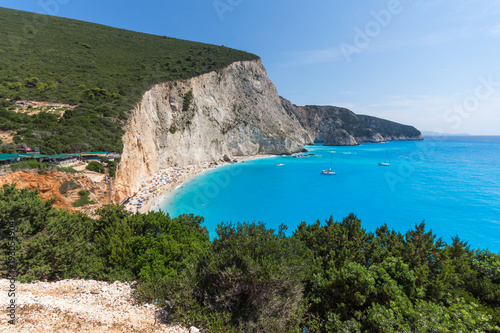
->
xmin=159 ymin=137 xmax=500 ymax=252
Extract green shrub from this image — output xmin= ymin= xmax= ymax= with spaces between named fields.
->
xmin=56 ymin=166 xmax=79 ymax=173
xmin=0 ymin=98 xmax=13 ymax=107
xmin=7 ymin=160 xmax=79 ymax=173
xmin=0 ymin=184 xmax=94 ymax=281
xmin=73 ymin=190 xmax=92 ymax=207
xmin=182 ymin=90 xmax=193 ymax=112
xmin=86 ymin=161 xmax=104 ymax=173
xmin=165 ymin=222 xmax=312 ymax=332
xmin=59 ymin=180 xmax=79 ymax=194
xmin=294 ymin=215 xmax=500 ymax=331
xmin=24 ymin=77 xmax=40 ymax=88
xmin=0 ymin=144 xmax=16 ymax=153
xmin=1 ymin=187 xmax=210 ymax=283
xmin=9 ymin=159 xmax=42 ymax=171
xmin=106 ymin=160 xmax=117 ymax=177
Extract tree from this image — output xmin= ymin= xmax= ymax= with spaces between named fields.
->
xmin=171 ymin=222 xmax=312 ymax=332
xmin=86 ymin=161 xmax=104 ymax=173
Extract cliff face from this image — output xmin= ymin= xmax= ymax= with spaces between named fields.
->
xmin=286 ymin=104 xmax=385 ymax=145
xmin=285 ymin=103 xmax=422 ymax=146
xmin=114 ymin=60 xmax=311 ymax=203
xmin=358 ymin=115 xmax=424 ymax=141
xmin=324 ymin=129 xmax=358 ymax=146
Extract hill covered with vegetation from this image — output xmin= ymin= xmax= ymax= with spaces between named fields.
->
xmin=0 ymin=7 xmax=258 ymax=154
xmin=1 ymin=185 xmax=499 ymax=332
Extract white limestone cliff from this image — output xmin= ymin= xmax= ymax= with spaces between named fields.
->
xmin=114 ymin=60 xmax=311 ymax=203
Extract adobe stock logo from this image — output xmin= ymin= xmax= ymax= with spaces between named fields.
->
xmin=38 ymin=0 xmax=71 ymax=15
xmin=9 ymin=0 xmax=71 ymax=51
xmin=384 ymin=74 xmax=500 ymax=192
xmin=442 ymin=75 xmax=500 ymax=130
xmin=340 ymin=0 xmax=411 ymax=63
xmin=185 ymin=163 xmax=244 ymax=212
xmin=213 ymin=0 xmax=243 ymax=22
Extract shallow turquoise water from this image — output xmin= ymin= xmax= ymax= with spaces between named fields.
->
xmin=159 ymin=137 xmax=500 ymax=252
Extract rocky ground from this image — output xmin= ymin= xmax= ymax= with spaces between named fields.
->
xmin=0 ymin=169 xmax=108 ymax=215
xmin=0 ymin=279 xmax=191 ymax=333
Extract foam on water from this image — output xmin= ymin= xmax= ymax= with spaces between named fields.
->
xmin=160 ymin=137 xmax=500 ymax=252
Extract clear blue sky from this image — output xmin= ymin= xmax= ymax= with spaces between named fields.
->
xmin=2 ymin=0 xmax=500 ymax=134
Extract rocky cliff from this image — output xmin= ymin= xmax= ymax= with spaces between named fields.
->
xmin=287 ymin=105 xmax=385 ymax=145
xmin=284 ymin=102 xmax=422 ymax=146
xmin=358 ymin=115 xmax=424 ymax=141
xmin=114 ymin=60 xmax=311 ymax=203
xmin=324 ymin=129 xmax=359 ymax=146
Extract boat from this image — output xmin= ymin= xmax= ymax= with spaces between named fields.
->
xmin=379 ymin=150 xmax=390 ymax=166
xmin=321 ymin=151 xmax=336 ymax=175
xmin=277 ymin=163 xmax=284 ymax=166
xmin=294 ymin=153 xmax=316 ymax=158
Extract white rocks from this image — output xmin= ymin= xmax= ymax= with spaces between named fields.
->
xmin=189 ymin=326 xmax=201 ymax=333
xmin=0 ymin=279 xmax=189 ymax=333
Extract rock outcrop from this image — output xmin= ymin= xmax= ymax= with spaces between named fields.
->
xmin=114 ymin=60 xmax=311 ymax=203
xmin=358 ymin=115 xmax=424 ymax=141
xmin=284 ymin=104 xmax=386 ymax=145
xmin=283 ymin=102 xmax=422 ymax=146
xmin=324 ymin=129 xmax=358 ymax=146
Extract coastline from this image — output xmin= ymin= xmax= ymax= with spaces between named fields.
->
xmin=122 ymin=154 xmax=277 ymax=214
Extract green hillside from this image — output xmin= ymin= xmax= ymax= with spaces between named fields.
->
xmin=0 ymin=7 xmax=258 ymax=154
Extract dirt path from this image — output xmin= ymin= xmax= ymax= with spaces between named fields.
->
xmin=104 ymin=164 xmax=112 ymax=205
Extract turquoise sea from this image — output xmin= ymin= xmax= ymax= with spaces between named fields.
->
xmin=159 ymin=137 xmax=500 ymax=252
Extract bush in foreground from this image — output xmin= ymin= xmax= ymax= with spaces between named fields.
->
xmin=0 ymin=185 xmax=499 ymax=332
xmin=194 ymin=223 xmax=310 ymax=331
xmin=0 ymin=184 xmax=210 ymax=283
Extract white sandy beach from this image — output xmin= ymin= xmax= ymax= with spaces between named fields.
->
xmin=122 ymin=155 xmax=276 ymax=214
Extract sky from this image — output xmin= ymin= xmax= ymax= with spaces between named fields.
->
xmin=1 ymin=0 xmax=500 ymax=135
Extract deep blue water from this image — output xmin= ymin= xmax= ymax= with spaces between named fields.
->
xmin=159 ymin=137 xmax=500 ymax=252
